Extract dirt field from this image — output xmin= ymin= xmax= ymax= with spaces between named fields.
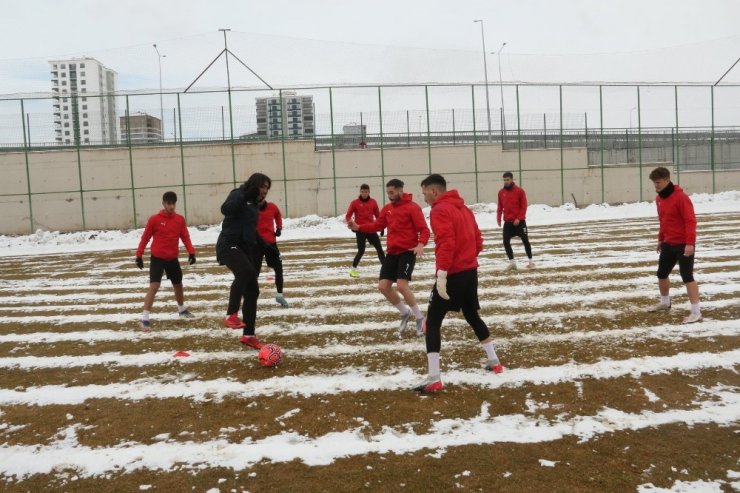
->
xmin=0 ymin=213 xmax=738 ymax=492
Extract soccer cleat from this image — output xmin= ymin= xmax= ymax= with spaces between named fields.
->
xmin=485 ymin=360 xmax=504 ymax=374
xmin=397 ymin=310 xmax=412 ymax=334
xmin=240 ymin=335 xmax=265 ymax=349
xmin=178 ymin=309 xmax=195 ymax=318
xmin=682 ymin=312 xmax=703 ymax=324
xmin=413 ymin=374 xmax=443 ymax=393
xmin=525 ymin=261 xmax=535 ymax=270
xmin=275 ymin=294 xmax=289 ymax=308
xmin=139 ymin=320 xmax=151 ymax=331
xmin=349 ymin=268 xmax=360 ymax=278
xmin=415 ymin=317 xmax=425 ymax=336
xmin=505 ymin=260 xmax=517 ymax=271
xmin=647 ymin=303 xmax=671 ymax=313
xmin=224 ymin=314 xmax=246 ymax=329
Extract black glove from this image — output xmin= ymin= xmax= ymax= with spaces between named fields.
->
xmin=275 ymin=229 xmax=281 ymax=237
xmin=135 ymin=257 xmax=143 ymax=269
xmin=188 ymin=254 xmax=196 ymax=265
xmin=380 ymin=229 xmax=385 ymax=237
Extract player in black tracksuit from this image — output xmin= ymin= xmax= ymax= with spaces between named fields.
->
xmin=216 ymin=173 xmax=272 ymax=348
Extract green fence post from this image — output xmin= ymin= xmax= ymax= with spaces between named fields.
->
xmin=425 ymin=85 xmax=432 ymax=173
xmin=279 ymin=89 xmax=289 ymax=216
xmin=125 ymin=96 xmax=138 ymax=228
xmin=637 ymin=85 xmax=643 ymax=202
xmin=674 ymin=85 xmax=680 ymax=184
xmin=710 ymin=85 xmax=715 ymax=193
xmin=406 ymin=110 xmax=410 ymax=147
xmin=378 ymin=86 xmax=386 ymax=203
xmin=329 ymin=88 xmax=338 ymax=216
xmin=516 ymin=85 xmax=522 ymax=185
xmin=471 ymin=85 xmax=479 ymax=203
xmin=599 ymin=85 xmax=605 ymax=203
xmin=20 ymin=99 xmax=34 ymax=233
xmin=176 ymin=93 xmax=188 ymax=220
xmin=559 ymin=85 xmax=564 ymax=204
xmin=452 ymin=108 xmax=456 ymax=145
xmin=74 ymin=118 xmax=86 ymax=230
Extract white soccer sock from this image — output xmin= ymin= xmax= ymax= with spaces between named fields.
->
xmin=142 ymin=310 xmax=150 ymax=321
xmin=427 ymin=352 xmax=440 ymax=377
xmin=410 ymin=304 xmax=423 ymax=319
xmin=691 ymin=303 xmax=701 ymax=316
xmin=177 ymin=304 xmax=185 ymax=312
xmin=482 ymin=341 xmax=499 ymax=363
xmin=660 ymin=295 xmax=671 ymax=306
xmin=395 ymin=302 xmax=410 ymax=315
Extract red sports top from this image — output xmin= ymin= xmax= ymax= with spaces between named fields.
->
xmin=430 ymin=190 xmax=483 ymax=274
xmin=345 ymin=197 xmax=380 ymax=225
xmin=656 ymin=184 xmax=697 ymax=245
xmin=257 ymin=202 xmax=283 ymax=244
xmin=136 ymin=210 xmax=195 ymax=260
xmin=496 ymin=184 xmax=528 ymax=223
xmin=357 ymin=193 xmax=430 ymax=255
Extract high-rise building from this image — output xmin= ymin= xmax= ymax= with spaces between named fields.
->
xmin=119 ymin=113 xmax=162 ymax=143
xmin=49 ymin=57 xmax=118 ymax=145
xmin=256 ymin=91 xmax=314 ymax=138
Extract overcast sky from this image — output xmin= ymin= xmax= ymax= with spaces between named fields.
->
xmin=2 ymin=0 xmax=739 ymax=92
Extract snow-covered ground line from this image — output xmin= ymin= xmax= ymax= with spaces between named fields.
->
xmin=1 ymin=191 xmax=738 ymax=257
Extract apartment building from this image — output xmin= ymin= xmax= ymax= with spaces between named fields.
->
xmin=119 ymin=113 xmax=162 ymax=143
xmin=255 ymin=91 xmax=314 ymax=138
xmin=50 ymin=57 xmax=118 ymax=145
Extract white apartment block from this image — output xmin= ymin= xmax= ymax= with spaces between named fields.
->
xmin=49 ymin=57 xmax=118 ymax=145
xmin=256 ymin=91 xmax=314 ymax=138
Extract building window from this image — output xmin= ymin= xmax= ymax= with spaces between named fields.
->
xmin=82 ymin=105 xmax=87 ymax=110
xmin=64 ymin=114 xmax=69 ymax=119
xmin=61 ymin=81 xmax=67 ymax=86
xmin=84 ymin=130 xmax=89 ymax=135
xmin=83 ymin=122 xmax=88 ymax=127
xmin=63 ymin=106 xmax=68 ymax=110
xmin=61 ymin=64 xmax=66 ymax=69
xmin=81 ymin=88 xmax=86 ymax=93
xmin=82 ymin=97 xmax=87 ymax=102
xmin=63 ymin=97 xmax=68 ymax=102
xmin=61 ymin=73 xmax=66 ymax=78
xmin=64 ymin=123 xmax=69 ymax=127
xmin=84 ymin=138 xmax=89 ymax=143
xmin=83 ymin=113 xmax=88 ymax=118
xmin=81 ymin=80 xmax=86 ymax=85
xmin=53 ymin=64 xmax=58 ymax=69
xmin=64 ymin=131 xmax=70 ymax=135
xmin=80 ymin=63 xmax=85 ymax=68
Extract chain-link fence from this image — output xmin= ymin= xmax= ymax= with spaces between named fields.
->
xmin=1 ymin=82 xmax=739 ymax=234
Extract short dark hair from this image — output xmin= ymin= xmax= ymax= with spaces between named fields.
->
xmin=162 ymin=191 xmax=177 ymax=203
xmin=386 ymin=178 xmax=404 ymax=189
xmin=649 ymin=167 xmax=671 ymax=181
xmin=420 ymin=174 xmax=447 ymax=190
xmin=245 ymin=172 xmax=271 ymax=190
xmin=360 ymin=183 xmax=370 ymax=190
xmin=503 ymin=172 xmax=514 ymax=179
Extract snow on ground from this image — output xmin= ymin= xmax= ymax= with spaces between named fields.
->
xmin=1 ymin=190 xmax=738 ymax=257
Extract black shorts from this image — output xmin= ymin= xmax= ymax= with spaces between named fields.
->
xmin=657 ymin=243 xmax=695 ymax=283
xmin=149 ymin=256 xmax=183 ymax=284
xmin=428 ymin=269 xmax=481 ymax=313
xmin=503 ymin=220 xmax=528 ymax=240
xmin=379 ymin=251 xmax=416 ymax=282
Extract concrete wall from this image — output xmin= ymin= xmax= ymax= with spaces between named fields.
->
xmin=1 ymin=141 xmax=739 ymax=234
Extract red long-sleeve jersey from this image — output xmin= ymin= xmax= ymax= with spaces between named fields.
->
xmin=357 ymin=193 xmax=430 ymax=254
xmin=656 ymin=184 xmax=697 ymax=245
xmin=430 ymin=190 xmax=482 ymax=275
xmin=345 ymin=197 xmax=380 ymax=225
xmin=257 ymin=202 xmax=283 ymax=244
xmin=136 ymin=210 xmax=195 ymax=260
xmin=496 ymin=184 xmax=528 ymax=223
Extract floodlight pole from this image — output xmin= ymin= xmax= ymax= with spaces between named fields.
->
xmin=495 ymin=42 xmax=506 ymax=143
xmin=473 ymin=19 xmax=492 ymax=143
xmin=153 ymin=44 xmax=166 ymax=139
